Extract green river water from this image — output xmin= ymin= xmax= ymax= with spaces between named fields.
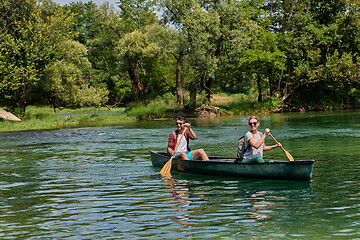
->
xmin=0 ymin=111 xmax=359 ymax=239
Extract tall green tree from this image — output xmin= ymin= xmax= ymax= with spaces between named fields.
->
xmin=115 ymin=0 xmax=160 ymax=104
xmin=0 ymin=2 xmax=75 ymax=113
xmin=160 ymin=0 xmax=192 ymax=107
xmin=118 ymin=0 xmax=158 ymax=32
xmin=262 ymin=0 xmax=360 ymax=106
xmin=89 ymin=3 xmax=132 ymax=105
xmin=115 ymin=24 xmax=170 ymax=104
xmin=63 ymin=1 xmax=103 ymax=45
xmin=207 ymin=0 xmax=263 ymax=99
xmin=240 ymin=31 xmax=287 ymax=101
xmin=0 ymin=0 xmax=109 ymax=114
xmin=42 ymin=40 xmax=109 ymax=109
xmin=161 ymin=0 xmax=218 ymax=107
xmin=64 ymin=2 xmax=132 ymax=105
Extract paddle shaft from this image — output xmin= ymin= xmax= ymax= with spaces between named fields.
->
xmin=268 ymin=133 xmax=286 ymax=153
xmin=268 ymin=133 xmax=295 ymax=161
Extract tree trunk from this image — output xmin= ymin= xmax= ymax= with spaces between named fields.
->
xmin=256 ymin=75 xmax=263 ymax=102
xmin=269 ymin=76 xmax=281 ymax=98
xmin=189 ymin=81 xmax=197 ymax=109
xmin=19 ymin=77 xmax=27 ymax=117
xmin=204 ymin=76 xmax=212 ymax=103
xmin=176 ymin=55 xmax=184 ymax=107
xmin=128 ymin=59 xmax=144 ymax=104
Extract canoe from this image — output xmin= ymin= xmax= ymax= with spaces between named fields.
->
xmin=150 ymin=151 xmax=314 ymax=181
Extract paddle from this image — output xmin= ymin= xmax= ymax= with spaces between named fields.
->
xmin=268 ymin=133 xmax=295 ymax=161
xmin=160 ymin=127 xmax=188 ymax=177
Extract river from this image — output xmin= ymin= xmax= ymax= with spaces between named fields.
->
xmin=0 ymin=111 xmax=359 ymax=239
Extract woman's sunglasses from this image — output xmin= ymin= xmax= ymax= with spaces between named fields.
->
xmin=248 ymin=122 xmax=258 ymax=126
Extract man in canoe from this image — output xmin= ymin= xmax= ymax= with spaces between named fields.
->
xmin=243 ymin=116 xmax=282 ymax=163
xmin=167 ymin=116 xmax=209 ymax=160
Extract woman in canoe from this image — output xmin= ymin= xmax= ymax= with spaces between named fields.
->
xmin=167 ymin=116 xmax=209 ymax=161
xmin=243 ymin=116 xmax=282 ymax=163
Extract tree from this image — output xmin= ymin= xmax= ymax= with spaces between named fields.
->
xmin=118 ymin=0 xmax=158 ymax=32
xmin=161 ymin=0 xmax=218 ymax=107
xmin=42 ymin=40 xmax=109 ymax=109
xmin=240 ymin=31 xmax=286 ymax=101
xmin=0 ymin=0 xmax=109 ymax=114
xmin=115 ymin=25 xmax=164 ymax=104
xmin=161 ymin=0 xmax=262 ymax=107
xmin=262 ymin=0 xmax=360 ymax=106
xmin=65 ymin=2 xmax=132 ymax=105
xmin=0 ymin=3 xmax=76 ymax=114
xmin=115 ymin=0 xmax=161 ymax=104
xmin=63 ymin=1 xmax=102 ymax=45
xmin=160 ymin=0 xmax=193 ymax=107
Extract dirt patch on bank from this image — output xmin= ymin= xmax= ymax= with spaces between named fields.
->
xmin=211 ymin=95 xmax=232 ymax=105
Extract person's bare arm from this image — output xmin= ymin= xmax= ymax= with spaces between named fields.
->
xmin=183 ymin=123 xmax=196 ymax=139
xmin=249 ymin=128 xmax=269 ymax=149
xmin=168 ymin=146 xmax=175 ymax=155
xmin=264 ymin=143 xmax=282 ymax=151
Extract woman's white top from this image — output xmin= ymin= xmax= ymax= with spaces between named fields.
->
xmin=243 ymin=131 xmax=264 ymax=159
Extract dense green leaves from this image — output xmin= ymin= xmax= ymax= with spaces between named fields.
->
xmin=0 ymin=4 xmax=76 ymax=112
xmin=0 ymin=1 xmax=109 ymax=114
xmin=0 ymin=0 xmax=359 ymax=114
xmin=43 ymin=40 xmax=109 ymax=108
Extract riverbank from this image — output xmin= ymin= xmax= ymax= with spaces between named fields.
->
xmin=0 ymin=106 xmax=247 ymax=132
xmin=0 ymin=99 xmax=269 ymax=132
xmin=0 ymin=106 xmax=129 ymax=132
xmin=1 ymin=93 xmax=357 ymax=132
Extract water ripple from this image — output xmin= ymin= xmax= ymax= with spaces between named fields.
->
xmin=0 ymin=112 xmax=359 ymax=238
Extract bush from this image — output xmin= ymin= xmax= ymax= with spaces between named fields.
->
xmin=124 ymin=102 xmax=176 ymax=119
xmin=254 ymin=97 xmax=282 ymax=112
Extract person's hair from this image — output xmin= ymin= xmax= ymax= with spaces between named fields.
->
xmin=248 ymin=116 xmax=259 ymax=123
xmin=176 ymin=116 xmax=186 ymax=122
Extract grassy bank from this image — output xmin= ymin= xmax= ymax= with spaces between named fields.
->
xmin=0 ymin=94 xmax=281 ymax=132
xmin=0 ymin=106 xmax=129 ymax=132
xmin=211 ymin=93 xmax=282 ymax=115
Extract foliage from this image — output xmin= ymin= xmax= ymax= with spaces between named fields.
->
xmin=124 ymin=102 xmax=175 ymax=118
xmin=63 ymin=1 xmax=102 ymax=44
xmin=42 ymin=40 xmax=109 ymax=108
xmin=0 ymin=105 xmax=128 ymax=132
xmin=0 ymin=0 xmax=359 ymax=115
xmin=0 ymin=5 xmax=75 ymax=113
xmin=115 ymin=23 xmax=175 ymax=103
xmin=0 ymin=1 xmax=108 ymax=114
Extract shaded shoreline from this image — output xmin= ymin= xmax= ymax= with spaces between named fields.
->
xmin=1 ymin=105 xmax=359 ymax=133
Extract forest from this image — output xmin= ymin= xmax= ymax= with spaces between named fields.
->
xmin=1 ymin=0 xmax=359 ymax=116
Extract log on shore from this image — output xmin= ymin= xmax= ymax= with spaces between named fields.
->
xmin=0 ymin=108 xmax=21 ymax=121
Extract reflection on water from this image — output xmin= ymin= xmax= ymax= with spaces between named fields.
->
xmin=159 ymin=173 xmax=315 ymax=239
xmin=165 ymin=178 xmax=193 ymax=222
xmin=0 ymin=110 xmax=359 ymax=238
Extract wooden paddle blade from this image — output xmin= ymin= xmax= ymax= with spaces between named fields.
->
xmin=269 ymin=133 xmax=295 ymax=161
xmin=285 ymin=150 xmax=294 ymax=161
xmin=159 ymin=158 xmax=173 ymax=177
